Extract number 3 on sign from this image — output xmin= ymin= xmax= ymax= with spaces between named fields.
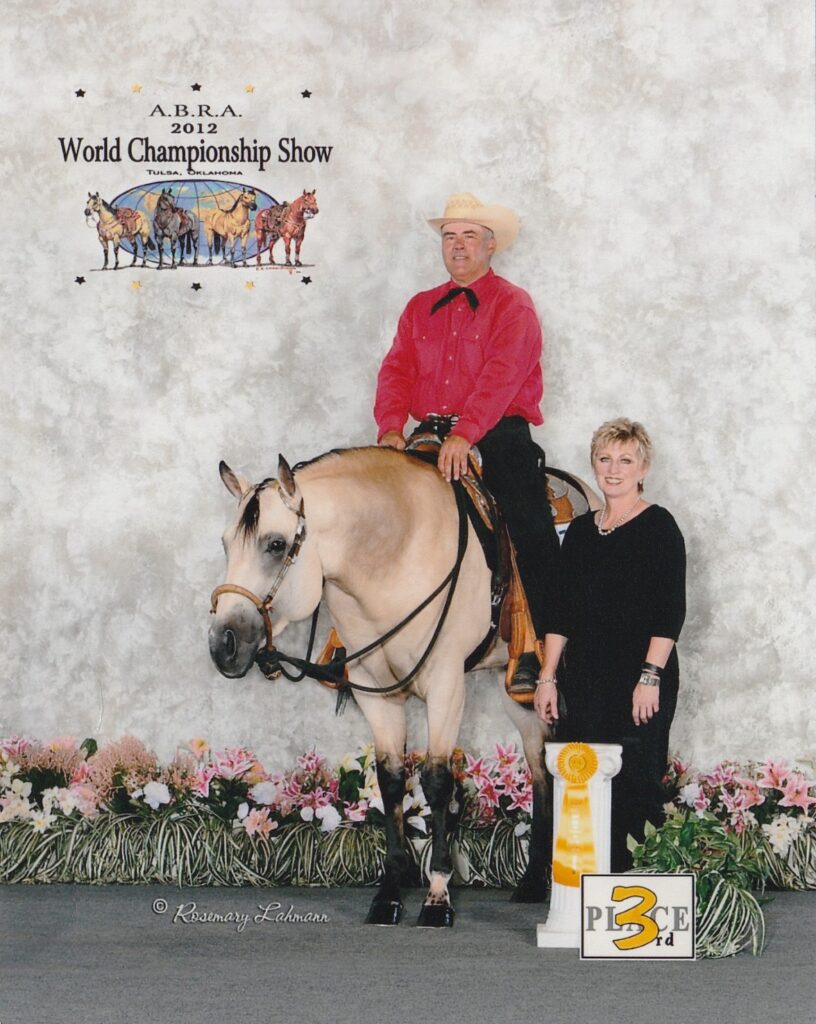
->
xmin=611 ymin=884 xmax=660 ymax=950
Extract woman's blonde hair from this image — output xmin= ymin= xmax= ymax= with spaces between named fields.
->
xmin=591 ymin=418 xmax=653 ymax=492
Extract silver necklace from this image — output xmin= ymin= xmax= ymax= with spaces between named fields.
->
xmin=596 ymin=497 xmax=641 ymax=536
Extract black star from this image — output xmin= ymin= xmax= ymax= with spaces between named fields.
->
xmin=301 ymin=276 xmax=312 ymax=285
xmin=191 ymin=83 xmax=202 ymax=92
xmin=75 ymin=89 xmax=85 ymax=98
xmin=191 ymin=282 xmax=202 ymax=291
xmin=301 ymin=89 xmax=312 ymax=98
xmin=75 ymin=276 xmax=85 ymax=285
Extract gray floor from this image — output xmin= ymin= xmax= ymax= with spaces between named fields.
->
xmin=1 ymin=884 xmax=814 ymax=1024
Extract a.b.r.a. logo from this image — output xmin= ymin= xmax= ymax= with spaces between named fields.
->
xmin=580 ymin=873 xmax=696 ymax=960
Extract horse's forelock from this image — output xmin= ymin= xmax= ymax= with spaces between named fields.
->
xmin=236 ymin=478 xmax=277 ymax=539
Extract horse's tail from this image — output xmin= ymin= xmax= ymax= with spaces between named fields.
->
xmin=214 ymin=233 xmax=222 ymax=256
xmin=185 ymin=232 xmax=191 ymax=255
xmin=146 ymin=236 xmax=156 ymax=250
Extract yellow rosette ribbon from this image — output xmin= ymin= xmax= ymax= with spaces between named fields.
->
xmin=552 ymin=743 xmax=598 ymax=887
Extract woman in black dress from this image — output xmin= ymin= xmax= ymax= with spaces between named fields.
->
xmin=534 ymin=418 xmax=686 ymax=871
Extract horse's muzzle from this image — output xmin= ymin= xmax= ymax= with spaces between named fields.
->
xmin=208 ymin=617 xmax=262 ymax=678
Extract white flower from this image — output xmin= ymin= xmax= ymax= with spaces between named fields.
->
xmin=368 ymin=793 xmax=384 ymax=815
xmin=141 ymin=782 xmax=171 ymax=811
xmin=11 ymin=778 xmax=32 ymax=799
xmin=300 ymin=806 xmax=315 ymax=822
xmin=130 ymin=788 xmax=144 ymax=799
xmin=237 ymin=801 xmax=249 ymax=820
xmin=762 ymin=814 xmax=799 ymax=856
xmin=31 ymin=810 xmax=56 ymax=833
xmin=514 ymin=821 xmax=531 ymax=837
xmin=679 ymin=782 xmax=702 ymax=807
xmin=339 ymin=752 xmax=362 ymax=773
xmin=249 ymin=781 xmax=279 ymax=805
xmin=0 ymin=796 xmax=32 ymax=822
xmin=56 ymin=790 xmax=77 ymax=815
xmin=406 ymin=815 xmax=427 ymax=834
xmin=315 ymin=805 xmax=342 ymax=833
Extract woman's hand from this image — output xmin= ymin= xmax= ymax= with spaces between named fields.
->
xmin=632 ymin=682 xmax=660 ymax=725
xmin=534 ymin=679 xmax=559 ymax=725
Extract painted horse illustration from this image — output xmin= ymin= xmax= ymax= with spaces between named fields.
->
xmin=202 ymin=188 xmax=257 ymax=267
xmin=84 ymin=192 xmax=155 ymax=269
xmin=255 ymin=189 xmax=319 ymax=267
xmin=209 ymin=447 xmax=597 ymax=927
xmin=153 ymin=188 xmax=200 ymax=270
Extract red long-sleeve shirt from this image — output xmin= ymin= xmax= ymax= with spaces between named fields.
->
xmin=374 ymin=269 xmax=544 ymax=445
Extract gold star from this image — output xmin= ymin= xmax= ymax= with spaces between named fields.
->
xmin=131 ymin=280 xmax=142 ymax=290
xmin=245 ymin=84 xmax=255 ymax=93
xmin=131 ymin=84 xmax=142 ymax=93
xmin=245 ymin=281 xmax=255 ymax=290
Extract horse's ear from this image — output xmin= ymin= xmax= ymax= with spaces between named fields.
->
xmin=219 ymin=461 xmax=251 ymax=500
xmin=277 ymin=455 xmax=297 ymax=500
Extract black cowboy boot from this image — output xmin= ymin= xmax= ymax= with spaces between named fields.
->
xmin=507 ymin=651 xmax=540 ymax=695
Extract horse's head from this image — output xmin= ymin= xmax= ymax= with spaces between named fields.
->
xmin=84 ymin=192 xmax=102 ymax=217
xmin=301 ymin=189 xmax=318 ymax=220
xmin=157 ymin=188 xmax=174 ymax=210
xmin=240 ymin=188 xmax=258 ymax=212
xmin=209 ymin=456 xmax=323 ymax=679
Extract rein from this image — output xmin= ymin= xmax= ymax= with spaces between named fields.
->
xmin=211 ymin=480 xmax=470 ymax=698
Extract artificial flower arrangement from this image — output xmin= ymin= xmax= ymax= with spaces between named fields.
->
xmin=2 ymin=737 xmax=814 ymax=957
xmin=0 ymin=735 xmax=532 ymax=889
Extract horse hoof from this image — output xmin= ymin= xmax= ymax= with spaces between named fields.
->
xmin=416 ymin=903 xmax=455 ymax=928
xmin=365 ymin=898 xmax=403 ymax=926
xmin=295 ymin=260 xmax=302 ymax=267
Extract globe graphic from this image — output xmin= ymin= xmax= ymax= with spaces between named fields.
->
xmin=109 ymin=179 xmax=280 ymax=265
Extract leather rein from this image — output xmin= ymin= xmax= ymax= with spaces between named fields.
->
xmin=210 ymin=480 xmax=470 ymax=697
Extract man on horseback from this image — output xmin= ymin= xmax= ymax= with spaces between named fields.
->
xmin=375 ymin=192 xmax=560 ymax=695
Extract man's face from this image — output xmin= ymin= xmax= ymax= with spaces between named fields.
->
xmin=441 ymin=221 xmax=496 ymax=286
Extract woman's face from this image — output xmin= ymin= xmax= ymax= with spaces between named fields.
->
xmin=593 ymin=440 xmax=648 ymax=503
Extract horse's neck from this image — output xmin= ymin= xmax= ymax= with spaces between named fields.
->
xmin=299 ymin=456 xmax=437 ymax=590
xmin=98 ymin=205 xmax=118 ymax=224
xmin=287 ymin=199 xmax=304 ymax=222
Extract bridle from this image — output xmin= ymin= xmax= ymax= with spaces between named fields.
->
xmin=210 ymin=482 xmax=307 ymax=663
xmin=210 ymin=478 xmax=470 ymax=697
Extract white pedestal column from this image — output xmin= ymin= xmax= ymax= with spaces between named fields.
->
xmin=537 ymin=741 xmax=622 ymax=948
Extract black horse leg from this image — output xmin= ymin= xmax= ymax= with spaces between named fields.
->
xmin=417 ymin=757 xmax=456 ymax=927
xmin=512 ymin=753 xmax=552 ymax=903
xmin=366 ymin=759 xmax=407 ymax=925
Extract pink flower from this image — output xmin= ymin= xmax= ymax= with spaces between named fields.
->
xmin=70 ymin=761 xmax=92 ymax=784
xmin=344 ymin=800 xmax=368 ymax=823
xmin=494 ymin=742 xmax=520 ymax=771
xmin=212 ymin=748 xmax=254 ymax=780
xmin=778 ymin=774 xmax=816 ymax=812
xmin=757 ymin=759 xmax=791 ymax=791
xmin=243 ymin=807 xmax=278 ymax=837
xmin=69 ymin=783 xmax=100 ymax=817
xmin=693 ymin=793 xmax=710 ymax=815
xmin=465 ymin=756 xmax=491 ymax=784
xmin=296 ymin=751 xmax=325 ymax=774
xmin=476 ymin=777 xmax=501 ymax=809
xmin=1 ymin=737 xmax=32 ymax=758
xmin=193 ymin=765 xmax=217 ymax=798
xmin=188 ymin=738 xmax=210 ymax=761
xmin=735 ymin=778 xmax=765 ymax=810
xmin=505 ymin=783 xmax=532 ymax=814
xmin=48 ymin=736 xmax=77 ymax=753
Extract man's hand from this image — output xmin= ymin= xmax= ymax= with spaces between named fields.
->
xmin=379 ymin=431 xmax=406 ymax=450
xmin=438 ymin=434 xmax=471 ymax=481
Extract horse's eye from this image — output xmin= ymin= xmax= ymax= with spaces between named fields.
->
xmin=266 ymin=538 xmax=286 ymax=556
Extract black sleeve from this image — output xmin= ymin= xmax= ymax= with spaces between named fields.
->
xmin=648 ymin=510 xmax=686 ymax=640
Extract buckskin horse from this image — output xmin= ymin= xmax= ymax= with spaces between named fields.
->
xmin=202 ymin=188 xmax=257 ymax=267
xmin=254 ymin=189 xmax=318 ymax=268
xmin=84 ymin=192 xmax=155 ymax=269
xmin=209 ymin=446 xmax=595 ymax=927
xmin=152 ymin=188 xmax=200 ymax=270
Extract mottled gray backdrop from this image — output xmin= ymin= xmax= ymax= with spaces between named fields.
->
xmin=1 ymin=0 xmax=813 ymax=770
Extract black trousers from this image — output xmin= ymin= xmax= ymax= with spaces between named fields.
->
xmin=413 ymin=416 xmax=560 ymax=638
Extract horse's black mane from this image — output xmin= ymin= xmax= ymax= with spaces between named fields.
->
xmin=102 ymin=197 xmax=116 ymax=214
xmin=291 ymin=446 xmax=367 ymax=472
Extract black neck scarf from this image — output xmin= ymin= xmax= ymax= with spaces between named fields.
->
xmin=430 ymin=286 xmax=479 ymax=315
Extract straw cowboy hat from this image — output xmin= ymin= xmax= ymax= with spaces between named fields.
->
xmin=427 ymin=192 xmax=520 ymax=253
